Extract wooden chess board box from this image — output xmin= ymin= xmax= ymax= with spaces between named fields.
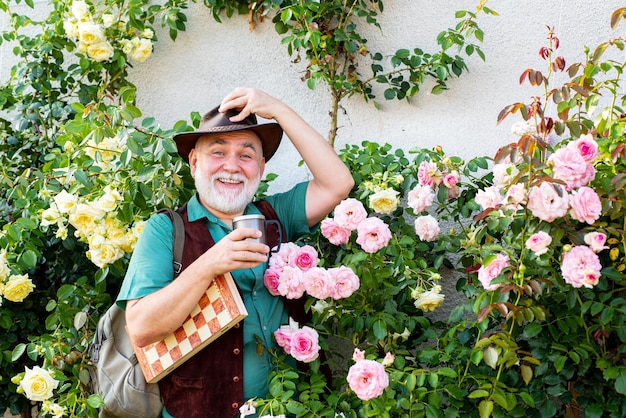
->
xmin=132 ymin=273 xmax=247 ymax=383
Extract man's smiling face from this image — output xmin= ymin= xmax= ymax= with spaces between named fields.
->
xmin=189 ymin=131 xmax=265 ymax=218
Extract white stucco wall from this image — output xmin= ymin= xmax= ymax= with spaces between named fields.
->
xmin=123 ymin=0 xmax=626 ymax=193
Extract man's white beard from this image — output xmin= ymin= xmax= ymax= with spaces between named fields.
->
xmin=195 ymin=171 xmax=261 ymax=214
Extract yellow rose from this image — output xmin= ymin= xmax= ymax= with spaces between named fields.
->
xmin=78 ymin=21 xmax=104 ymax=45
xmin=87 ymin=41 xmax=114 ymax=62
xmin=19 ymin=366 xmax=59 ymax=402
xmin=69 ymin=203 xmax=105 ymax=237
xmin=128 ymin=38 xmax=153 ymax=62
xmin=369 ymin=188 xmax=399 ymax=214
xmin=4 ymin=274 xmax=35 ymax=302
xmin=413 ymin=285 xmax=445 ymax=312
xmin=88 ymin=241 xmax=124 ymax=268
xmin=97 ymin=187 xmax=121 ymax=212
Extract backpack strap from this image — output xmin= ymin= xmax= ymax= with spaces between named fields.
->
xmin=158 ymin=208 xmax=185 ymax=277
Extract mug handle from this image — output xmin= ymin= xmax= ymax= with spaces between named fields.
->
xmin=265 ymin=220 xmax=282 ymax=253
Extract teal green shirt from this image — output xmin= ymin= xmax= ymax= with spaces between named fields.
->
xmin=117 ymin=182 xmax=312 ymax=414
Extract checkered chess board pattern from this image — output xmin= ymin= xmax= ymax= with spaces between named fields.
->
xmin=134 ymin=273 xmax=247 ymax=383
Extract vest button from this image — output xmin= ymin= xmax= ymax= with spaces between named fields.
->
xmin=231 ymin=402 xmax=239 ymax=409
xmin=234 ymin=323 xmax=240 ymax=329
xmin=233 ymin=348 xmax=240 ymax=355
xmin=233 ymin=376 xmax=240 ymax=382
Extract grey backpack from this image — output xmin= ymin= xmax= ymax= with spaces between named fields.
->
xmin=88 ymin=209 xmax=184 ymax=417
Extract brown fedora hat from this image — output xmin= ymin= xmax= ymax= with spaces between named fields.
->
xmin=173 ymin=106 xmax=283 ymax=163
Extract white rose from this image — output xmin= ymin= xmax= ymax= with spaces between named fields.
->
xmin=54 ymin=190 xmax=78 ymax=214
xmin=414 ymin=215 xmax=440 ymax=242
xmin=71 ymin=0 xmax=90 ymax=21
xmin=0 ymin=252 xmax=10 ymax=281
xmin=97 ymin=187 xmax=121 ymax=212
xmin=19 ymin=366 xmax=59 ymax=402
xmin=101 ymin=13 xmax=115 ymax=28
xmin=41 ymin=205 xmax=63 ymax=227
xmin=63 ymin=19 xmax=80 ymax=39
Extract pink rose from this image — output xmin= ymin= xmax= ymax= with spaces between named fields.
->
xmin=303 ymin=267 xmax=332 ymax=299
xmin=269 ymin=242 xmax=300 ymax=270
xmin=527 ymin=182 xmax=569 ymax=222
xmin=525 ymin=231 xmax=552 ymax=255
xmin=328 ymin=266 xmax=360 ymax=299
xmin=561 ymin=245 xmax=602 ymax=288
xmin=474 ymin=186 xmax=503 ymax=210
xmin=347 ymin=359 xmax=389 ymax=401
xmin=321 ymin=218 xmax=351 ymax=245
xmin=505 ymin=183 xmax=527 ymax=207
xmin=568 ymin=134 xmax=599 ymax=163
xmin=477 ymin=253 xmax=510 ymax=291
xmin=276 ymin=266 xmax=305 ymax=299
xmin=569 ymin=186 xmax=602 ymax=224
xmin=289 ymin=245 xmax=319 ymax=271
xmin=492 ymin=162 xmax=516 ymax=186
xmin=549 ymin=147 xmax=595 ymax=190
xmin=584 ymin=231 xmax=608 ymax=253
xmin=407 ymin=184 xmax=435 ymax=213
xmin=356 ymin=217 xmax=392 ymax=253
xmin=417 ymin=161 xmax=440 ymax=186
xmin=289 ymin=326 xmax=320 ymax=363
xmin=414 ymin=215 xmax=440 ymax=242
xmin=274 ymin=326 xmax=293 ymax=349
xmin=442 ymin=170 xmax=460 ymax=189
xmin=263 ymin=267 xmax=282 ymax=296
xmin=334 ymin=198 xmax=368 ymax=230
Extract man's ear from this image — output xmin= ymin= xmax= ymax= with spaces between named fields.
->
xmin=259 ymin=158 xmax=266 ymax=178
xmin=188 ymin=149 xmax=197 ymax=176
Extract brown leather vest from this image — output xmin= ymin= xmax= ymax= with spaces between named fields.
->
xmin=159 ymin=200 xmax=307 ymax=417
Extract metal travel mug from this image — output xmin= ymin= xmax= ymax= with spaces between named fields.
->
xmin=232 ymin=214 xmax=282 ymax=252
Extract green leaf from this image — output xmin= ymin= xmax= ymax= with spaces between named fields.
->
xmin=373 ymin=319 xmax=387 ymax=340
xmin=615 ymin=369 xmax=626 ymax=395
xmin=479 ymin=400 xmax=493 ymax=418
xmin=12 ymin=343 xmax=26 ymax=361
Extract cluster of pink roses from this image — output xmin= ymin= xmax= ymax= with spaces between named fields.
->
xmin=274 ymin=322 xmax=320 ymax=363
xmin=346 ymin=348 xmax=393 ymax=401
xmin=264 ymin=242 xmax=360 ymax=300
xmin=475 ymin=134 xmax=606 ymax=290
xmin=476 ymin=134 xmax=601 ymax=225
xmin=320 ymin=198 xmax=392 ymax=252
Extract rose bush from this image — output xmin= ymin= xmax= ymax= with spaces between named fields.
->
xmin=248 ymin=17 xmax=626 ymax=418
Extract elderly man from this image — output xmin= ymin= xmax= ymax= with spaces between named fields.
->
xmin=117 ymin=87 xmax=354 ymax=417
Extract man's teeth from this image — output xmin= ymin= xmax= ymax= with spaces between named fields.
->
xmin=219 ymin=178 xmax=241 ymax=184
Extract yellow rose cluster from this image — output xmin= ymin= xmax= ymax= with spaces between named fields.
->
xmin=0 ymin=251 xmax=35 ymax=305
xmin=41 ymin=187 xmax=145 ymax=268
xmin=63 ymin=0 xmax=154 ymax=63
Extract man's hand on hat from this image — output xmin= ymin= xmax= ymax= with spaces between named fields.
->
xmin=219 ymin=87 xmax=283 ymax=123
